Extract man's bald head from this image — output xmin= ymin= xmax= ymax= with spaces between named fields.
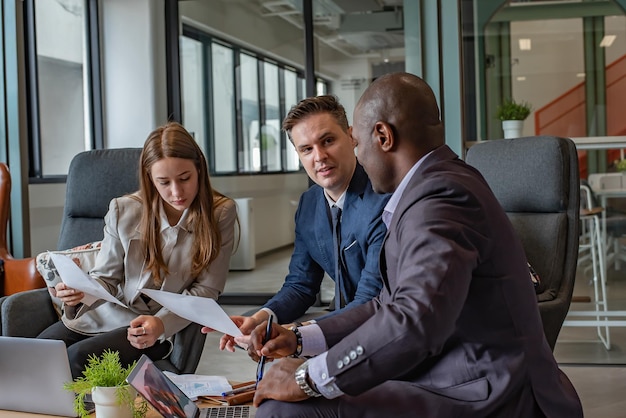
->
xmin=352 ymin=73 xmax=444 ymax=193
xmin=356 ymin=72 xmax=444 ymax=152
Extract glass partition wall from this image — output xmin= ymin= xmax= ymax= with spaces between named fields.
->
xmin=462 ymin=0 xmax=626 ymax=174
xmin=461 ymin=0 xmax=626 ymax=365
xmin=179 ymin=0 xmax=409 ymax=175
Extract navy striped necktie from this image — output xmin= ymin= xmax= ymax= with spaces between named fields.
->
xmin=331 ymin=205 xmax=343 ymax=311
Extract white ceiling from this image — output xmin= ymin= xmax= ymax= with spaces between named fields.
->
xmin=257 ymin=0 xmax=405 ymax=57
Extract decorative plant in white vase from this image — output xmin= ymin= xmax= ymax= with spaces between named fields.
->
xmin=496 ymin=98 xmax=532 ymax=139
xmin=63 ymin=349 xmax=148 ymax=418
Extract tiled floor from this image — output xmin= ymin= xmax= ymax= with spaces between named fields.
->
xmin=195 ymin=245 xmax=626 ymax=417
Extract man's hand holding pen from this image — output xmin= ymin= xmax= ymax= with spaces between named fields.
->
xmin=255 ymin=315 xmax=273 ymax=389
xmin=237 ymin=320 xmax=316 ymax=406
xmin=242 ymin=317 xmax=299 ymax=360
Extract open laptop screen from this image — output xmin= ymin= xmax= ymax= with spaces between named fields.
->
xmin=127 ymin=354 xmax=199 ymax=418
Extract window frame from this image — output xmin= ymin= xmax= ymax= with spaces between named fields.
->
xmin=182 ymin=24 xmax=329 ymax=176
xmin=24 ymin=0 xmax=102 ymax=183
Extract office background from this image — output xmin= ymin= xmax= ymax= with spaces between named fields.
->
xmin=1 ymin=0 xmax=626 ymax=366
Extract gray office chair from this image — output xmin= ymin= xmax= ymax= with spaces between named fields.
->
xmin=466 ymin=136 xmax=580 ymax=351
xmin=0 ymin=148 xmax=206 ymax=374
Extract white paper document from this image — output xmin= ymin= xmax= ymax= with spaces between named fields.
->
xmin=140 ymin=289 xmax=243 ymax=336
xmin=49 ymin=252 xmax=127 ymax=307
xmin=163 ymin=372 xmax=232 ymax=399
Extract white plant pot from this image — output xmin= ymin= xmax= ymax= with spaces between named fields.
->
xmin=91 ymin=385 xmax=136 ymax=418
xmin=502 ymin=120 xmax=524 ymax=139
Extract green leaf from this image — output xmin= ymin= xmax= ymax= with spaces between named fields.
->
xmin=496 ymin=98 xmax=532 ymax=121
xmin=63 ymin=349 xmax=146 ymax=418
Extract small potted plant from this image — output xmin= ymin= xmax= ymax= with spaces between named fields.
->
xmin=64 ymin=349 xmax=148 ymax=418
xmin=616 ymin=159 xmax=626 ymax=173
xmin=496 ymin=98 xmax=532 ymax=139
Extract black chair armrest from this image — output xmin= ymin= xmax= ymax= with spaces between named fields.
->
xmin=1 ymin=288 xmax=57 ymax=337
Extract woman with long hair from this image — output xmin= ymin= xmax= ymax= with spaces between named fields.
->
xmin=38 ymin=122 xmax=237 ymax=378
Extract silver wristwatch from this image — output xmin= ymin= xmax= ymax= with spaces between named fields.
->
xmin=295 ymin=361 xmax=322 ymax=398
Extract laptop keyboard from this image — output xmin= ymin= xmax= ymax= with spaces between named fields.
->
xmin=203 ymin=405 xmax=251 ymax=418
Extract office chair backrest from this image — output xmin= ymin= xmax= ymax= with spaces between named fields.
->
xmin=58 ymin=148 xmax=142 ymax=250
xmin=466 ymin=136 xmax=580 ymax=351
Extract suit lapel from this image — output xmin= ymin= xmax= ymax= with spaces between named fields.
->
xmin=161 ymin=240 xmax=193 ymax=293
xmin=379 ymin=230 xmax=391 ymax=294
xmin=126 ymin=238 xmax=153 ymax=303
xmin=340 ymin=162 xmax=367 ymax=246
xmin=378 ymin=146 xmax=458 ymax=297
xmin=314 ymin=187 xmax=335 ymax=267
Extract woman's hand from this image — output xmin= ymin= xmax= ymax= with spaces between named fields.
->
xmin=212 ymin=315 xmax=263 ymax=352
xmin=53 ymin=282 xmax=84 ymax=307
xmin=128 ymin=315 xmax=164 ymax=350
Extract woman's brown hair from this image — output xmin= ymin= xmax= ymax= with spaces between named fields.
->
xmin=138 ymin=121 xmax=228 ymax=286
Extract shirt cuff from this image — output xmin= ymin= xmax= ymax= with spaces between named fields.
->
xmin=259 ymin=307 xmax=277 ymax=322
xmin=308 ymin=353 xmax=343 ymax=399
xmin=299 ymin=324 xmax=327 ymax=357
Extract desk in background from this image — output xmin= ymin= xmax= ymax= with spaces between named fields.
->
xmin=587 ymin=173 xmax=626 ymax=260
xmin=564 ymin=172 xmax=626 ymax=349
xmin=571 ymin=136 xmax=626 ymax=153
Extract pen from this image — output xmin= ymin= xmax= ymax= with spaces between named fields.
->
xmin=221 ymin=383 xmax=256 ymax=397
xmin=255 ymin=314 xmax=274 ymax=388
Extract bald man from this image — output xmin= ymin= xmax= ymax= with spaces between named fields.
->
xmin=246 ymin=73 xmax=583 ymax=418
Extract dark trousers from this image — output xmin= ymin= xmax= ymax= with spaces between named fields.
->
xmin=38 ymin=321 xmax=171 ymax=379
xmin=256 ymin=379 xmax=547 ymax=418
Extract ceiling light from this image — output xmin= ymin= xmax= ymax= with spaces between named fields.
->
xmin=516 ymin=76 xmax=526 ymax=81
xmin=576 ymin=73 xmax=585 ymax=78
xmin=381 ymin=49 xmax=390 ymax=64
xmin=519 ymin=38 xmax=531 ymax=51
xmin=600 ymin=35 xmax=616 ymax=48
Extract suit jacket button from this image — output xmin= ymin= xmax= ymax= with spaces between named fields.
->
xmin=337 ymin=361 xmax=344 ymax=369
xmin=356 ymin=345 xmax=364 ymax=355
xmin=349 ymin=350 xmax=357 ymax=359
xmin=343 ymin=356 xmax=350 ymax=365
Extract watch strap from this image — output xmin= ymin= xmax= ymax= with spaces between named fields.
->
xmin=295 ymin=361 xmax=321 ymax=398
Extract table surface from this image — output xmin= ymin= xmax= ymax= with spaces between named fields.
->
xmin=0 ymin=405 xmax=163 ymax=417
xmin=0 ymin=399 xmax=244 ymax=417
xmin=0 ymin=385 xmax=253 ymax=418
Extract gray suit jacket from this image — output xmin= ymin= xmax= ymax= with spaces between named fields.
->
xmin=317 ymin=146 xmax=582 ymax=417
xmin=63 ymin=194 xmax=237 ymax=338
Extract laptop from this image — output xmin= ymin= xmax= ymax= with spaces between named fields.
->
xmin=127 ymin=354 xmax=256 ymax=418
xmin=0 ymin=336 xmax=77 ymax=417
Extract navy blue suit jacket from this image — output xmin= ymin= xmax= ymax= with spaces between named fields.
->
xmin=263 ymin=162 xmax=389 ymax=323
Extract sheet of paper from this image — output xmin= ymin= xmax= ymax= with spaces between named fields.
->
xmin=140 ymin=289 xmax=242 ymax=336
xmin=49 ymin=252 xmax=127 ymax=307
xmin=162 ymin=372 xmax=232 ymax=399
